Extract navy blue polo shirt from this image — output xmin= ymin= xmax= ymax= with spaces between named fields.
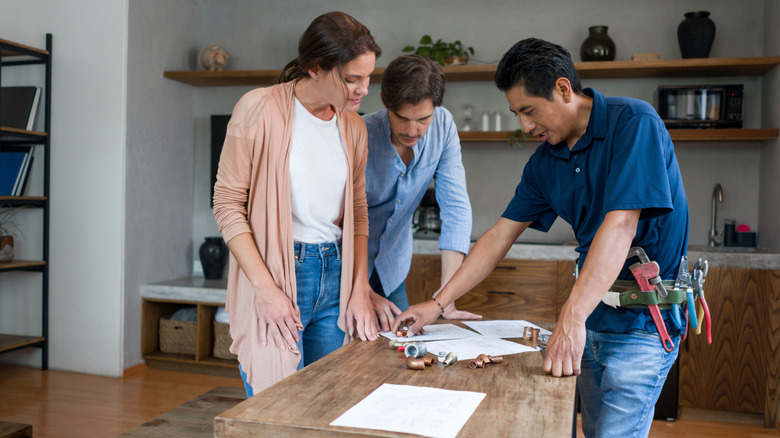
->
xmin=502 ymin=88 xmax=689 ymax=335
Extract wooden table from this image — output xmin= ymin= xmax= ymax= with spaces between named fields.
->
xmin=215 ymin=331 xmax=577 ymax=437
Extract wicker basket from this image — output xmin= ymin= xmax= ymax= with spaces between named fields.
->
xmin=213 ymin=321 xmax=237 ymax=360
xmin=159 ymin=317 xmax=197 ymax=355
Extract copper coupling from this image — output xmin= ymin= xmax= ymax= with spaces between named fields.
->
xmin=468 ymin=354 xmax=504 ymax=369
xmin=405 ymin=355 xmax=435 ymax=370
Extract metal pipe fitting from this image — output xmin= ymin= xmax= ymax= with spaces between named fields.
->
xmin=487 ymin=355 xmax=503 ymax=364
xmin=406 ymin=357 xmax=426 ymax=370
xmin=395 ymin=329 xmax=409 ymax=337
xmin=443 ymin=352 xmax=458 ymax=366
xmin=389 ymin=339 xmax=409 ymax=349
xmin=523 ymin=326 xmax=532 ymax=339
xmin=423 ymin=356 xmax=435 ymax=366
xmin=469 ymin=358 xmax=485 ymax=369
xmin=531 ymin=328 xmax=539 ymax=345
xmin=404 ymin=342 xmax=427 ymax=358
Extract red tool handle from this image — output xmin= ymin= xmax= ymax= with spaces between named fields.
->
xmin=648 ymin=304 xmax=675 ymax=352
xmin=699 ymin=296 xmax=712 ymax=344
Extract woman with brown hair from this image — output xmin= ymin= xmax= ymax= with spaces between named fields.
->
xmin=213 ymin=11 xmax=381 ymax=396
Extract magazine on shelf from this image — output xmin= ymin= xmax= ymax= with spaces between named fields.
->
xmin=1 ymin=86 xmax=42 ymax=131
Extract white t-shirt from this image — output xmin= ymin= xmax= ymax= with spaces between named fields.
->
xmin=289 ymin=98 xmax=347 ymax=243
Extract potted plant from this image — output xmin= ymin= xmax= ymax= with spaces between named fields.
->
xmin=403 ymin=35 xmax=475 ymax=66
xmin=0 ymin=207 xmax=24 ymax=263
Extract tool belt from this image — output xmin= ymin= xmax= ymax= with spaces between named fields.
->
xmin=602 ymin=280 xmax=684 ymax=309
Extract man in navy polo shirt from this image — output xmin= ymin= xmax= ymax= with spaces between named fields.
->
xmin=392 ymin=38 xmax=689 ymax=437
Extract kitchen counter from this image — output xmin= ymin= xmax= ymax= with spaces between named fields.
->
xmin=414 ymin=239 xmax=780 ymax=270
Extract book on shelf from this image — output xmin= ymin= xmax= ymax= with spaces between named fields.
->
xmin=1 ymin=86 xmax=42 ymax=131
xmin=0 ymin=146 xmax=33 ymax=196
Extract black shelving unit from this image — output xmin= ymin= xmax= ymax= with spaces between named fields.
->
xmin=0 ymin=34 xmax=52 ymax=370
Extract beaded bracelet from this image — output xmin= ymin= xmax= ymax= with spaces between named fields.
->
xmin=431 ymin=296 xmax=445 ymax=315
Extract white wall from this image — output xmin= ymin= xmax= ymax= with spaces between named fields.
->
xmin=0 ymin=0 xmax=128 ymax=375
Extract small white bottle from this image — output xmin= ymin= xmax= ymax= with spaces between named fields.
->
xmin=481 ymin=112 xmax=490 ymax=131
xmin=494 ymin=111 xmax=502 ymax=131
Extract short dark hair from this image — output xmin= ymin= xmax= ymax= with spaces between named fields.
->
xmin=494 ymin=38 xmax=582 ymax=100
xmin=279 ymin=11 xmax=382 ymax=83
xmin=380 ymin=54 xmax=446 ymax=112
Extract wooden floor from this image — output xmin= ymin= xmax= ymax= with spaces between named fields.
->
xmin=0 ymin=363 xmax=778 ymax=438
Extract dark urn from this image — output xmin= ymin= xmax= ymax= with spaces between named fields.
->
xmin=199 ymin=236 xmax=228 ymax=279
xmin=580 ymin=25 xmax=616 ymax=62
xmin=677 ymin=11 xmax=716 ymax=58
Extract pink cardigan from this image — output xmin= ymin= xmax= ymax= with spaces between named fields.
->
xmin=213 ymin=80 xmax=369 ymax=392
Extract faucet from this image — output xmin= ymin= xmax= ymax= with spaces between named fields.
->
xmin=709 ymin=183 xmax=723 ymax=246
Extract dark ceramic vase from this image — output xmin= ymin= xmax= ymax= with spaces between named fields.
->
xmin=677 ymin=11 xmax=716 ymax=58
xmin=580 ymin=25 xmax=616 ymax=62
xmin=199 ymin=236 xmax=228 ymax=279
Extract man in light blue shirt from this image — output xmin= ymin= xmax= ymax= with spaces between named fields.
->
xmin=362 ymin=55 xmax=478 ymax=330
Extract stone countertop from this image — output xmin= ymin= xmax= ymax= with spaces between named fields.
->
xmin=414 ymin=239 xmax=780 ymax=270
xmin=142 ymin=276 xmax=227 ymax=303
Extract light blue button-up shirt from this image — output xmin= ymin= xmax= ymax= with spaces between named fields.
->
xmin=363 ymin=106 xmax=472 ymax=295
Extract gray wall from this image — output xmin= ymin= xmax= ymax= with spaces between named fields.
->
xmin=760 ymin=0 xmax=780 ymax=251
xmin=125 ymin=0 xmax=198 ymax=368
xmin=190 ymin=0 xmax=772 ymax=252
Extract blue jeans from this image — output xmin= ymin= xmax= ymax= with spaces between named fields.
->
xmin=293 ymin=241 xmax=344 ymax=369
xmin=239 ymin=241 xmax=344 ymax=398
xmin=369 ymin=270 xmax=409 ymax=311
xmin=577 ymin=329 xmax=680 ymax=438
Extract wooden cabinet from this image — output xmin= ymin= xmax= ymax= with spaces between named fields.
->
xmin=406 ymin=255 xmax=576 ymax=322
xmin=0 ymin=35 xmax=52 ymax=369
xmin=142 ymin=297 xmax=238 ymax=377
xmin=678 ymin=267 xmax=780 ymax=426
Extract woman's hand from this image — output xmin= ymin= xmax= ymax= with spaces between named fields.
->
xmin=369 ymin=291 xmax=402 ymax=332
xmin=346 ymin=283 xmax=379 ymax=341
xmin=254 ymin=284 xmax=302 ymax=352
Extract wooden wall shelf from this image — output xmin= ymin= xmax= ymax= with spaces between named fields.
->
xmin=460 ymin=128 xmax=778 ymax=143
xmin=164 ymin=56 xmax=780 ymax=87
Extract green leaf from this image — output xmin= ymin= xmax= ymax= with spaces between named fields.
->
xmin=402 ymin=45 xmax=415 ymax=52
xmin=420 ymin=35 xmax=433 ymax=45
xmin=418 ymin=47 xmax=431 ymax=57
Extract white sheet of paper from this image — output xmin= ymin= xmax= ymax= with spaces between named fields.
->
xmin=380 ymin=323 xmax=479 ymax=342
xmin=423 ymin=336 xmax=536 ymax=361
xmin=463 ymin=320 xmax=552 ymax=339
xmin=330 ymin=383 xmax=486 ymax=438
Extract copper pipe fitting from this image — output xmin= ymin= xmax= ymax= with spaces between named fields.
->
xmin=531 ymin=328 xmax=540 ymax=345
xmin=523 ymin=326 xmax=532 ymax=339
xmin=443 ymin=352 xmax=458 ymax=366
xmin=476 ymin=354 xmax=490 ymax=364
xmin=423 ymin=356 xmax=435 ymax=366
xmin=469 ymin=358 xmax=485 ymax=369
xmin=487 ymin=355 xmax=504 ymax=364
xmin=406 ymin=356 xmax=426 ymax=370
xmin=395 ymin=329 xmax=408 ymax=337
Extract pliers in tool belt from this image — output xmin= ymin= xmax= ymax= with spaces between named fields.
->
xmin=693 ymin=260 xmax=712 ymax=344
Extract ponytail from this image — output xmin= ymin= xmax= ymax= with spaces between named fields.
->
xmin=279 ymin=58 xmax=301 ymax=83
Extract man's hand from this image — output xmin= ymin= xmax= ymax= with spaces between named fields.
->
xmin=542 ymin=306 xmax=586 ymax=377
xmin=433 ymin=289 xmax=482 ymax=321
xmin=346 ymin=283 xmax=379 ymax=342
xmin=391 ymin=301 xmax=441 ymax=335
xmin=369 ymin=291 xmax=402 ymax=332
xmin=254 ymin=284 xmax=302 ymax=352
